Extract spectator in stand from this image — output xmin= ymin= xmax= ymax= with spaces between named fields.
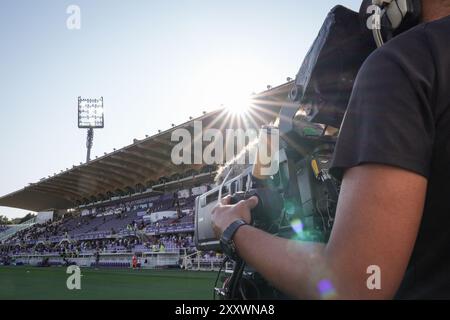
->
xmin=131 ymin=254 xmax=138 ymax=269
xmin=94 ymin=249 xmax=100 ymax=269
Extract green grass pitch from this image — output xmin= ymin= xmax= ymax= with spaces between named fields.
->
xmin=0 ymin=266 xmax=218 ymax=300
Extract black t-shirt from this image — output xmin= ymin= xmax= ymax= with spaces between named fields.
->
xmin=330 ymin=15 xmax=450 ymax=299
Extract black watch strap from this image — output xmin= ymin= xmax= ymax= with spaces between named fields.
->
xmin=220 ymin=219 xmax=248 ymax=260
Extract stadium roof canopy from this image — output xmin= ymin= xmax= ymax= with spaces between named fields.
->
xmin=0 ymin=82 xmax=292 ymax=212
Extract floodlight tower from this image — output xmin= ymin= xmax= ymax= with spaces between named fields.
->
xmin=78 ymin=97 xmax=104 ymax=162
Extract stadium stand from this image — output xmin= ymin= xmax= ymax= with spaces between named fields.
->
xmin=0 ymin=218 xmax=37 ymax=242
xmin=0 ymin=83 xmax=291 ymax=270
xmin=0 ymin=184 xmax=213 ymax=269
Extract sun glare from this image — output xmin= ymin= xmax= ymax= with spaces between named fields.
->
xmin=186 ymin=55 xmax=265 ymax=119
xmin=224 ymin=94 xmax=253 ymax=116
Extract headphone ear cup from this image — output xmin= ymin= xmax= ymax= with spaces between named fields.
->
xmin=393 ymin=0 xmax=421 ymax=34
xmin=359 ymin=0 xmax=393 ymax=41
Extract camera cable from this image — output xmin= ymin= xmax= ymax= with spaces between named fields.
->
xmin=213 ymin=256 xmax=229 ymax=300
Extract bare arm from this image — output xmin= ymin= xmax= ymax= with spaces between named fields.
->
xmin=211 ymin=164 xmax=427 ymax=299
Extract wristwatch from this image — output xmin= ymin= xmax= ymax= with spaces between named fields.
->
xmin=220 ymin=219 xmax=248 ymax=261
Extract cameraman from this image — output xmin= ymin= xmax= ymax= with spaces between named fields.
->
xmin=211 ymin=1 xmax=450 ymax=299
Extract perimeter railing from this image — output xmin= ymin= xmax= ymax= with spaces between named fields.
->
xmin=0 ymin=218 xmax=37 ymax=243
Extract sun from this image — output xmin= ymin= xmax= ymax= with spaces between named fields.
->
xmin=224 ymin=94 xmax=253 ymax=116
xmin=184 ymin=55 xmax=265 ymax=119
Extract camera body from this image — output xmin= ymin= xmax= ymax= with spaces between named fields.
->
xmin=195 ymin=136 xmax=340 ymax=300
xmin=194 ymin=136 xmax=339 ymax=246
xmin=194 ymin=166 xmax=253 ymax=252
xmin=194 ymin=166 xmax=286 ymax=253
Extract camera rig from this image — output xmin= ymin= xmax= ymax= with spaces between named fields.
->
xmin=194 ymin=5 xmax=376 ymax=300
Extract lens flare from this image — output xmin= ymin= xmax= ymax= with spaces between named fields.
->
xmin=291 ymin=219 xmax=304 ymax=234
xmin=317 ymin=279 xmax=337 ymax=300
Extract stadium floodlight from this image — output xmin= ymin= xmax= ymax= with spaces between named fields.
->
xmin=78 ymin=96 xmax=104 ymax=162
xmin=78 ymin=97 xmax=104 ymax=129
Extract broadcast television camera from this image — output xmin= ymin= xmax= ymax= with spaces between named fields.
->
xmin=194 ymin=4 xmax=377 ymax=299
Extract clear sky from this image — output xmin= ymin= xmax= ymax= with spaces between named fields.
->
xmin=0 ymin=0 xmax=361 ymax=219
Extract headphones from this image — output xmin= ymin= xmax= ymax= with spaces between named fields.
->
xmin=360 ymin=0 xmax=422 ymax=47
